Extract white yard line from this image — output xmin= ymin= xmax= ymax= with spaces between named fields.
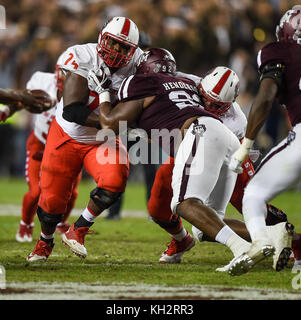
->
xmin=0 ymin=205 xmax=147 ymax=218
xmin=1 ymin=281 xmax=301 ymax=300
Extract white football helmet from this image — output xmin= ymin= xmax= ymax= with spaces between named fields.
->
xmin=97 ymin=17 xmax=139 ymax=68
xmin=198 ymin=66 xmax=240 ymax=115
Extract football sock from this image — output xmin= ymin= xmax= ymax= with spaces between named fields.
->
xmin=170 ymin=227 xmax=187 ymax=241
xmin=74 ymin=206 xmax=96 ymax=229
xmin=215 ymin=225 xmax=250 ymax=257
xmin=40 ymin=232 xmax=54 ymax=246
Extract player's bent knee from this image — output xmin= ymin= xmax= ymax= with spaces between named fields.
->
xmin=90 ymin=187 xmax=122 ymax=211
xmin=37 ymin=206 xmax=63 ymax=227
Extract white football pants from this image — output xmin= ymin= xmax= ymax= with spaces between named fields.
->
xmin=243 ymin=123 xmax=301 ymax=240
xmin=171 ymin=116 xmax=240 ymax=217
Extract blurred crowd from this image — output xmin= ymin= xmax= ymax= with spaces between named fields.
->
xmin=0 ymin=0 xmax=299 ymax=176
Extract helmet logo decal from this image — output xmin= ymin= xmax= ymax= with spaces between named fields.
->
xmin=121 ymin=18 xmax=131 ymax=37
xmin=212 ymin=69 xmax=231 ymax=95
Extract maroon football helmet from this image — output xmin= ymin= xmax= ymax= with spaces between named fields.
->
xmin=136 ymin=48 xmax=176 ymax=75
xmin=276 ymin=5 xmax=301 ymax=44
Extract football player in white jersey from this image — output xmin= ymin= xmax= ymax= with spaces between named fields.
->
xmin=27 ymin=17 xmax=143 ymax=262
xmin=0 ymin=58 xmax=81 ymax=242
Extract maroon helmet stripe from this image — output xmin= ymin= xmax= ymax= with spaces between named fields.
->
xmin=121 ymin=18 xmax=131 ymax=36
xmin=212 ymin=69 xmax=231 ymax=95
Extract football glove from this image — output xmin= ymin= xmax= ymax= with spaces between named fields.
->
xmin=229 ymin=138 xmax=254 ymax=174
xmin=87 ymin=66 xmax=111 ymax=95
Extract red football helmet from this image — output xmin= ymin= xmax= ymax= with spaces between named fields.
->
xmin=276 ymin=5 xmax=301 ymax=44
xmin=97 ymin=17 xmax=139 ymax=68
xmin=198 ymin=66 xmax=240 ymax=116
xmin=136 ymin=48 xmax=176 ymax=75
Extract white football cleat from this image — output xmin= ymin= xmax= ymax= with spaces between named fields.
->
xmin=228 ymin=241 xmax=275 ymax=276
xmin=61 ymin=223 xmax=89 ymax=258
xmin=216 ymin=257 xmax=237 ymax=272
xmin=267 ymin=222 xmax=294 ymax=271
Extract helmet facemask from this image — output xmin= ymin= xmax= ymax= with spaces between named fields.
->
xmin=97 ymin=17 xmax=139 ymax=68
xmin=198 ymin=83 xmax=232 ymax=116
xmin=97 ymin=32 xmax=137 ymax=68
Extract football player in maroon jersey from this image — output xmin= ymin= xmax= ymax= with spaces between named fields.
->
xmin=147 ymin=67 xmax=289 ymax=265
xmin=228 ymin=5 xmax=301 ymax=275
xmin=88 ymin=48 xmax=273 ymax=270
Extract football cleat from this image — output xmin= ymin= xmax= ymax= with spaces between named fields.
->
xmin=267 ymin=222 xmax=294 ymax=271
xmin=62 ymin=223 xmax=90 ymax=258
xmin=16 ymin=221 xmax=34 ymax=242
xmin=27 ymin=239 xmax=54 ymax=262
xmin=159 ymin=231 xmax=195 ymax=264
xmin=228 ymin=241 xmax=275 ymax=276
xmin=56 ymin=221 xmax=70 ymax=235
xmin=216 ymin=256 xmax=237 ymax=273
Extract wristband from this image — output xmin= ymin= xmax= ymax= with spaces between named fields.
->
xmin=99 ymin=91 xmax=111 ymax=103
xmin=241 ymin=137 xmax=254 ymax=149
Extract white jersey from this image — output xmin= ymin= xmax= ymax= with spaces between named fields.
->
xmin=220 ymin=102 xmax=247 ymax=141
xmin=26 ymin=71 xmax=57 ymax=145
xmin=55 ymin=43 xmax=143 ymax=144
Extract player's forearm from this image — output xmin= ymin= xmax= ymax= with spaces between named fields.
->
xmin=0 ymin=89 xmax=23 ymax=105
xmin=245 ymin=100 xmax=272 ymax=140
xmin=245 ymin=79 xmax=278 ymax=140
xmin=98 ymin=101 xmax=119 ymax=133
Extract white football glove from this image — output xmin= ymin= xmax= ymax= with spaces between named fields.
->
xmin=229 ymin=138 xmax=254 ymax=174
xmin=87 ymin=66 xmax=111 ymax=95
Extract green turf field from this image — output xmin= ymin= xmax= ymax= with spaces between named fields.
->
xmin=0 ymin=178 xmax=301 ymax=299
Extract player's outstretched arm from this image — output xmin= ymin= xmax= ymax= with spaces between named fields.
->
xmin=229 ymin=78 xmax=278 ymax=173
xmin=0 ymin=88 xmax=55 ymax=121
xmin=244 ymin=78 xmax=278 ymax=140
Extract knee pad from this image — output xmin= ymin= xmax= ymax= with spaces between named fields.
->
xmin=90 ymin=187 xmax=121 ymax=211
xmin=37 ymin=206 xmax=63 ymax=228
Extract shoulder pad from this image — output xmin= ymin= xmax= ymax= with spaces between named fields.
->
xmin=260 ymin=63 xmax=285 ymax=88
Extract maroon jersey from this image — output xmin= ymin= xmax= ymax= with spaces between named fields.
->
xmin=257 ymin=41 xmax=301 ymax=126
xmin=117 ymin=73 xmax=219 ymax=156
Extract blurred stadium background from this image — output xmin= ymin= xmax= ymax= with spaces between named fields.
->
xmin=0 ymin=0 xmax=300 ymax=189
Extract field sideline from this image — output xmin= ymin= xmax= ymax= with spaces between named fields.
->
xmin=1 ymin=178 xmax=301 ymax=300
